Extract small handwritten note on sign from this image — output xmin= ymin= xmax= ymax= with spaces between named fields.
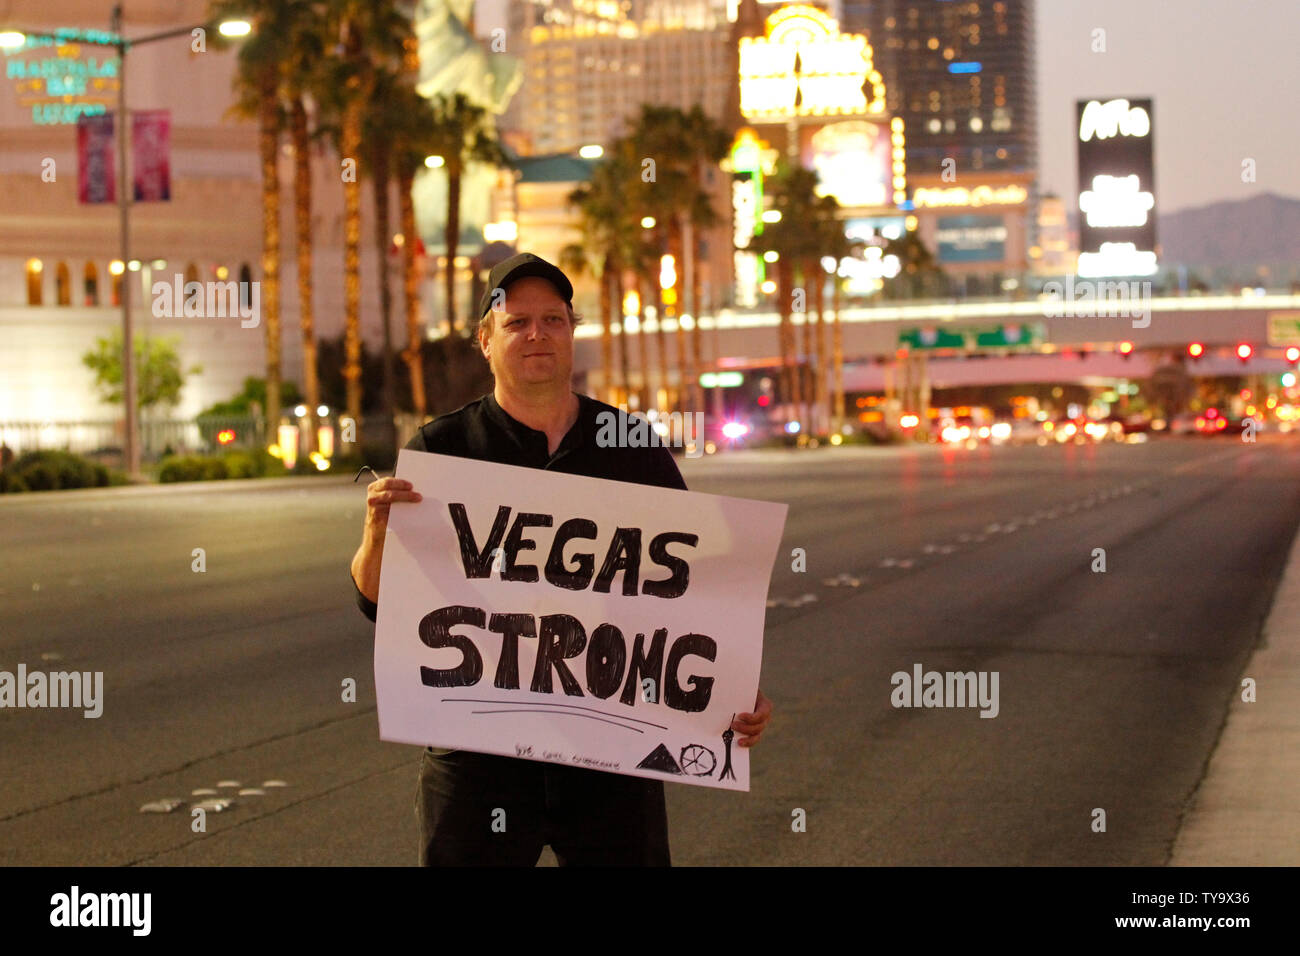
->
xmin=374 ymin=450 xmax=787 ymax=791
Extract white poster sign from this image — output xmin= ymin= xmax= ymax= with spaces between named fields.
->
xmin=374 ymin=450 xmax=788 ymax=791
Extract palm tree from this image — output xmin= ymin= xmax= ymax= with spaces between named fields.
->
xmin=807 ymin=194 xmax=850 ymax=437
xmin=213 ymin=0 xmax=297 ymax=441
xmin=426 ymin=92 xmax=506 ymax=335
xmin=316 ymin=0 xmax=410 ymax=435
xmin=389 ymin=72 xmax=437 ymax=418
xmin=557 ymin=240 xmax=613 ymax=399
xmin=566 ymin=137 xmax=655 ymax=405
xmin=750 ymin=163 xmax=816 ymax=422
xmin=883 ymin=230 xmax=947 ymax=299
xmin=677 ymin=106 xmax=732 ymax=414
xmin=363 ymin=64 xmax=407 ymax=433
xmin=281 ymin=2 xmax=329 ymax=452
xmin=627 ymin=105 xmax=731 ymax=415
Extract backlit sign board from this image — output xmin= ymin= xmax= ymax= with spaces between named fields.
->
xmin=936 ymin=215 xmax=1007 ymax=264
xmin=4 ymin=37 xmax=120 ymax=125
xmin=739 ymin=5 xmax=885 ymax=119
xmin=1076 ymin=97 xmax=1157 ymax=277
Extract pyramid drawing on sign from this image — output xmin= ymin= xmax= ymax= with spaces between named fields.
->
xmin=636 ymin=743 xmax=683 ymax=774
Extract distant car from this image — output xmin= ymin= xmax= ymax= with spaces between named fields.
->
xmin=1193 ymin=408 xmax=1232 ymax=435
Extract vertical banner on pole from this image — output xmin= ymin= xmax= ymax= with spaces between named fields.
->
xmin=77 ymin=113 xmax=116 ymax=204
xmin=132 ymin=109 xmax=171 ymax=202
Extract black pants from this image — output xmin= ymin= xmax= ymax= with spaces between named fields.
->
xmin=415 ymin=748 xmax=672 ymax=866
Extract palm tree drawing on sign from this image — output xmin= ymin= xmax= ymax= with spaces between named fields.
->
xmin=719 ymin=716 xmax=737 ymax=781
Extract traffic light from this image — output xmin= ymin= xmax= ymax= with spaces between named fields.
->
xmin=1237 ymin=343 xmax=1253 ymax=363
xmin=1118 ymin=341 xmax=1134 ymax=359
xmin=1187 ymin=342 xmax=1204 ymax=361
xmin=1286 ymin=346 xmax=1300 ymax=364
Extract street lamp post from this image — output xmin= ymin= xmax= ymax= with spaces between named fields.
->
xmin=109 ymin=5 xmax=139 ymax=479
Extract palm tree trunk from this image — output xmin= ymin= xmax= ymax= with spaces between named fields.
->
xmin=290 ymin=94 xmax=318 ymax=453
xmin=600 ymin=254 xmax=614 ymax=405
xmin=684 ymin=216 xmax=703 ymax=415
xmin=777 ymin=256 xmax=796 ymax=421
xmin=598 ymin=261 xmax=613 ymax=402
xmin=341 ymin=96 xmax=363 ymax=433
xmin=655 ymin=279 xmax=669 ymax=413
xmin=636 ymin=270 xmax=651 ymax=409
xmin=814 ymin=263 xmax=828 ymax=437
xmin=445 ymin=167 xmax=461 ymax=332
xmin=371 ymin=137 xmax=396 ymax=445
xmin=398 ymin=167 xmax=427 ymax=417
xmin=615 ymin=270 xmax=630 ymax=405
xmin=832 ymin=270 xmax=844 ymax=432
xmin=795 ymin=265 xmax=806 ymax=437
xmin=259 ymin=70 xmax=282 ymax=443
xmin=671 ymin=220 xmax=688 ymax=414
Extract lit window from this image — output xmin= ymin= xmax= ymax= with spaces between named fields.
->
xmin=26 ymin=258 xmax=43 ymax=305
xmin=83 ymin=261 xmax=98 ymax=306
xmin=55 ymin=261 xmax=71 ymax=305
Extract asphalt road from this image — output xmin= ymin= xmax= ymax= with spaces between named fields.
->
xmin=2 ymin=435 xmax=1297 ymax=865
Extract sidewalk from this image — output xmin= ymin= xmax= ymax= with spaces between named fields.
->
xmin=1170 ymin=524 xmax=1300 ymax=865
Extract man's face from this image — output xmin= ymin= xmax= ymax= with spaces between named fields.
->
xmin=478 ymin=276 xmax=575 ymax=391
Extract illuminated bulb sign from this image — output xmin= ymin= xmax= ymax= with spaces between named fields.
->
xmin=912 ymin=184 xmax=1027 ymax=208
xmin=739 ymin=5 xmax=885 ymax=119
xmin=4 ymin=36 xmax=120 ymax=125
xmin=1076 ymin=98 xmax=1157 ymax=277
xmin=730 ymin=129 xmax=767 ymax=307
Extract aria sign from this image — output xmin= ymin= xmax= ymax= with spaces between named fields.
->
xmin=739 ymin=5 xmax=885 ymax=119
xmin=1076 ymin=98 xmax=1157 ymax=277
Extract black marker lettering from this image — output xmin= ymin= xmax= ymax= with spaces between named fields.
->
xmin=418 ymin=605 xmax=485 ymax=688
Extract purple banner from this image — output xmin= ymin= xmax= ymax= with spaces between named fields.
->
xmin=132 ymin=110 xmax=171 ymax=202
xmin=77 ymin=113 xmax=116 ymax=204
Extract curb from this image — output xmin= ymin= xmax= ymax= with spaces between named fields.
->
xmin=1169 ymin=523 xmax=1300 ymax=865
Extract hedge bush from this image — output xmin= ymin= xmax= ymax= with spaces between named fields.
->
xmin=157 ymin=448 xmax=291 ymax=483
xmin=0 ymin=450 xmax=117 ymax=492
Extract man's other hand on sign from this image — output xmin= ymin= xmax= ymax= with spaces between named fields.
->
xmin=733 ymin=689 xmax=772 ymax=747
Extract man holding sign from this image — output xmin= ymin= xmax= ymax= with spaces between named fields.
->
xmin=351 ymin=253 xmax=782 ymax=866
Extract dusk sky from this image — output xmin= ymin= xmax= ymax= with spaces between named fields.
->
xmin=478 ymin=0 xmax=1299 ymax=214
xmin=1035 ymin=0 xmax=1298 ymax=213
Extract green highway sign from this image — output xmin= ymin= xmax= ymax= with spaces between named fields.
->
xmin=1267 ymin=313 xmax=1300 ymax=346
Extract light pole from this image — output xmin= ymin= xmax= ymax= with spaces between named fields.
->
xmin=2 ymin=12 xmax=250 ymax=478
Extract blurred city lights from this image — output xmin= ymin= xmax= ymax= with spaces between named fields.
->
xmin=722 ymin=421 xmax=749 ymax=439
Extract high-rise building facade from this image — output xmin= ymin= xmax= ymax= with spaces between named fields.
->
xmin=839 ymin=0 xmax=1036 ymax=175
xmin=502 ymin=0 xmax=734 ymax=154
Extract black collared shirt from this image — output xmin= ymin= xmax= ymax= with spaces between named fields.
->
xmin=353 ymin=391 xmax=688 ymax=621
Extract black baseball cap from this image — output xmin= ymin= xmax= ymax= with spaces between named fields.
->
xmin=478 ymin=252 xmax=574 ymax=320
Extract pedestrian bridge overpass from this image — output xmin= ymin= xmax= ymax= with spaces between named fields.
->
xmin=574 ymin=292 xmax=1300 ymax=389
